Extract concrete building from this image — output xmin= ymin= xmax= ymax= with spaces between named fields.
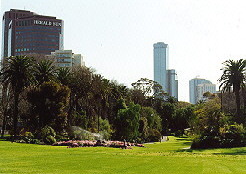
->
xmin=153 ymin=42 xmax=178 ymax=99
xmin=189 ymin=78 xmax=216 ymax=104
xmin=1 ymin=9 xmax=63 ymax=62
xmin=167 ymin=69 xmax=178 ymax=99
xmin=196 ymin=83 xmax=216 ymax=102
xmin=47 ymin=50 xmax=85 ymax=68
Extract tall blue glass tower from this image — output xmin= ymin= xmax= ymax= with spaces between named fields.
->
xmin=153 ymin=42 xmax=169 ymax=92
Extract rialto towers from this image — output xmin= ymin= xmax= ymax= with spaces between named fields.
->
xmin=153 ymin=42 xmax=178 ymax=99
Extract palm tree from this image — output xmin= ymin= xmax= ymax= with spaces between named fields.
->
xmin=1 ymin=56 xmax=34 ymax=140
xmin=56 ymin=67 xmax=72 ymax=86
xmin=34 ymin=59 xmax=56 ymax=85
xmin=219 ymin=59 xmax=246 ymax=122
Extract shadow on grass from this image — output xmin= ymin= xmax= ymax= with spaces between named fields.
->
xmin=176 ymin=138 xmax=191 ymax=141
xmin=177 ymin=147 xmax=246 ymax=155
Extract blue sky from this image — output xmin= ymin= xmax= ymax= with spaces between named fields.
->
xmin=1 ymin=0 xmax=246 ymax=101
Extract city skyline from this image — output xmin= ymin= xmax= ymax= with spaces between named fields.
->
xmin=153 ymin=42 xmax=178 ymax=98
xmin=1 ymin=1 xmax=246 ymax=101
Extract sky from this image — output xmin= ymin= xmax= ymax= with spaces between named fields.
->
xmin=1 ymin=0 xmax=246 ymax=102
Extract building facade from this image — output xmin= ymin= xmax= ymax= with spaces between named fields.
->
xmin=154 ymin=42 xmax=168 ymax=91
xmin=2 ymin=9 xmax=63 ymax=62
xmin=189 ymin=78 xmax=216 ymax=104
xmin=47 ymin=50 xmax=85 ymax=68
xmin=153 ymin=42 xmax=178 ymax=99
xmin=167 ymin=69 xmax=178 ymax=99
xmin=196 ymin=83 xmax=216 ymax=102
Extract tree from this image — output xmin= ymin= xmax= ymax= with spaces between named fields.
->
xmin=116 ymin=102 xmax=140 ymax=141
xmin=34 ymin=59 xmax=56 ymax=85
xmin=131 ymin=78 xmax=166 ymax=98
xmin=56 ymin=67 xmax=72 ymax=86
xmin=67 ymin=66 xmax=93 ymax=126
xmin=1 ymin=56 xmax=34 ymax=140
xmin=27 ymin=81 xmax=70 ymax=132
xmin=193 ymin=97 xmax=227 ymax=136
xmin=140 ymin=107 xmax=162 ymax=142
xmin=219 ymin=59 xmax=246 ymax=123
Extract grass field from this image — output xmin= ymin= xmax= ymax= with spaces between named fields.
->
xmin=0 ymin=137 xmax=245 ymax=174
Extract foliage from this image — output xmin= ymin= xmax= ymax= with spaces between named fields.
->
xmin=56 ymin=67 xmax=72 ymax=86
xmin=1 ymin=56 xmax=35 ymax=140
xmin=131 ymin=78 xmax=166 ymax=98
xmin=71 ymin=110 xmax=88 ymax=129
xmin=41 ymin=126 xmax=56 ymax=145
xmin=99 ymin=117 xmax=113 ymax=140
xmin=34 ymin=59 xmax=56 ymax=85
xmin=148 ymin=129 xmax=162 ymax=142
xmin=116 ymin=102 xmax=140 ymax=141
xmin=191 ymin=96 xmax=246 ymax=148
xmin=27 ymin=81 xmax=70 ymax=130
xmin=219 ymin=59 xmax=246 ymax=123
xmin=139 ymin=107 xmax=162 ymax=142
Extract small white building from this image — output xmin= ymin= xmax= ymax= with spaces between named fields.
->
xmin=47 ymin=50 xmax=85 ymax=68
xmin=189 ymin=77 xmax=216 ymax=104
xmin=196 ymin=83 xmax=216 ymax=102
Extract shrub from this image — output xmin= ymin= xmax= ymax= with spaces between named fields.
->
xmin=41 ymin=126 xmax=56 ymax=137
xmin=174 ymin=130 xmax=183 ymax=137
xmin=41 ymin=126 xmax=56 ymax=145
xmin=191 ymin=135 xmax=220 ymax=149
xmin=148 ymin=129 xmax=161 ymax=142
xmin=220 ymin=124 xmax=246 ymax=148
xmin=24 ymin=132 xmax=34 ymax=138
xmin=191 ymin=124 xmax=246 ymax=148
xmin=45 ymin=135 xmax=57 ymax=145
xmin=99 ymin=118 xmax=112 ymax=140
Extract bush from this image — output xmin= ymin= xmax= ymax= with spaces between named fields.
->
xmin=41 ymin=126 xmax=56 ymax=145
xmin=99 ymin=118 xmax=112 ymax=140
xmin=148 ymin=129 xmax=161 ymax=142
xmin=24 ymin=132 xmax=34 ymax=138
xmin=44 ymin=135 xmax=57 ymax=145
xmin=174 ymin=130 xmax=183 ymax=137
xmin=191 ymin=135 xmax=220 ymax=149
xmin=29 ymin=139 xmax=40 ymax=144
xmin=220 ymin=124 xmax=246 ymax=148
xmin=191 ymin=124 xmax=246 ymax=148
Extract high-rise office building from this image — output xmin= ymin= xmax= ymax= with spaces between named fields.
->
xmin=1 ymin=9 xmax=63 ymax=62
xmin=154 ymin=42 xmax=169 ymax=91
xmin=167 ymin=69 xmax=178 ymax=98
xmin=189 ymin=78 xmax=216 ymax=104
xmin=153 ymin=42 xmax=178 ymax=99
xmin=47 ymin=50 xmax=85 ymax=68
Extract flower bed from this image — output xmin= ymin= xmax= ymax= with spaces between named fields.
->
xmin=52 ymin=140 xmax=144 ymax=148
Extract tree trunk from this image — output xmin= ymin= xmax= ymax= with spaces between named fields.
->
xmin=1 ymin=111 xmax=7 ymax=138
xmin=243 ymin=87 xmax=246 ymax=115
xmin=12 ymin=92 xmax=20 ymax=141
xmin=1 ymin=84 xmax=10 ymax=138
xmin=235 ymin=88 xmax=241 ymax=123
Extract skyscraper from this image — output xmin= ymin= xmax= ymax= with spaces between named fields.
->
xmin=1 ymin=9 xmax=63 ymax=62
xmin=153 ymin=42 xmax=178 ymax=99
xmin=167 ymin=69 xmax=178 ymax=98
xmin=189 ymin=78 xmax=216 ymax=104
xmin=153 ymin=42 xmax=168 ymax=91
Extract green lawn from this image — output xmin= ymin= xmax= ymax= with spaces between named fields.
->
xmin=0 ymin=137 xmax=245 ymax=174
